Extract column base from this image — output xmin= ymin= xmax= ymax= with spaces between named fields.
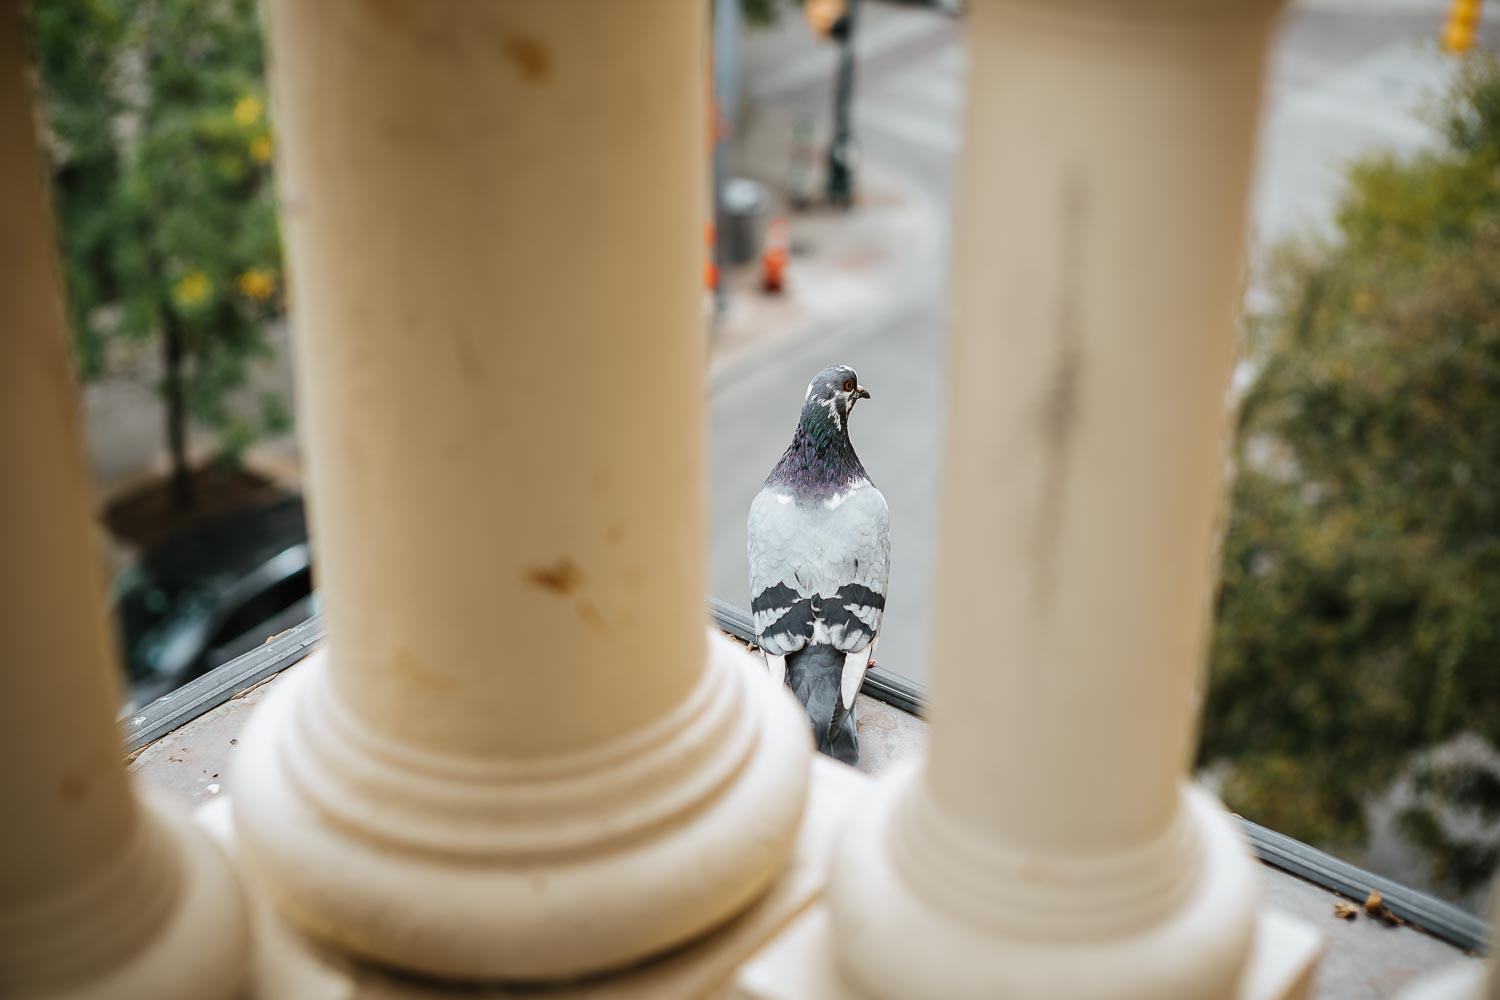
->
xmin=789 ymin=761 xmax=1317 ymax=1000
xmin=229 ymin=630 xmax=814 ymax=982
xmin=201 ymin=757 xmax=866 ymax=997
xmin=0 ymin=790 xmax=248 ymax=1000
xmin=733 ymin=905 xmax=1320 ymax=1000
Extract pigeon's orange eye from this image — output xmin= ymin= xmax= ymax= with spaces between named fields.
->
xmin=843 ymin=379 xmax=855 ymax=392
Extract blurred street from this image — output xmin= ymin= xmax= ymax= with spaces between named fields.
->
xmin=708 ymin=0 xmax=1477 ymax=686
xmin=75 ymin=1 xmax=1485 ymax=687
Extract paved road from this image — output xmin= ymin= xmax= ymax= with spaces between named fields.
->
xmin=709 ymin=4 xmax=958 ymax=688
xmin=708 ymin=0 xmax=1478 ymax=686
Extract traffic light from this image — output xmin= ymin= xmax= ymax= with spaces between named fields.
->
xmin=1443 ymin=0 xmax=1481 ymax=54
xmin=805 ymin=0 xmax=846 ymax=40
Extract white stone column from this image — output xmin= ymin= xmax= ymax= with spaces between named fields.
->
xmin=824 ymin=1 xmax=1287 ymax=996
xmin=0 ymin=4 xmax=248 ymax=996
xmin=231 ymin=0 xmax=810 ymax=983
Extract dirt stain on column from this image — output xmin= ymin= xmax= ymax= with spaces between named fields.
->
xmin=525 ymin=558 xmax=582 ymax=595
xmin=500 ymin=35 xmax=551 ymax=84
xmin=1032 ymin=174 xmax=1087 ymax=615
xmin=524 ymin=558 xmax=609 ymax=633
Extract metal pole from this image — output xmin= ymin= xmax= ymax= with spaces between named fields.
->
xmin=826 ymin=0 xmax=859 ymax=208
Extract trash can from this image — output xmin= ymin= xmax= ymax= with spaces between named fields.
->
xmin=719 ymin=177 xmax=769 ymax=266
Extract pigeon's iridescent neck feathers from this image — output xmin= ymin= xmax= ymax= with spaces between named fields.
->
xmin=764 ymin=392 xmax=869 ymax=501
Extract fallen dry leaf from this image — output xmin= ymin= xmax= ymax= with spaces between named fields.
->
xmin=1333 ymin=901 xmax=1359 ymax=921
xmin=1363 ymin=889 xmax=1404 ymax=926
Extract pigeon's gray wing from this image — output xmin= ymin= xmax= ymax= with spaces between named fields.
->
xmin=748 ymin=487 xmax=816 ymax=658
xmin=747 ymin=482 xmax=890 ymax=664
xmin=831 ymin=486 xmax=889 ymax=710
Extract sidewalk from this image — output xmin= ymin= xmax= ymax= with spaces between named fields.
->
xmin=707 ymin=101 xmax=948 ymax=383
xmin=82 ymin=325 xmax=302 ymax=504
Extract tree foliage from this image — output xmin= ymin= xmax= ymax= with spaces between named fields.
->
xmin=1203 ymin=56 xmax=1500 ymax=895
xmin=741 ymin=0 xmax=784 ymax=28
xmin=31 ymin=0 xmax=287 ymax=489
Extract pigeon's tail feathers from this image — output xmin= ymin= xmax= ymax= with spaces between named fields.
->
xmin=785 ymin=643 xmax=858 ymax=765
xmin=763 ymin=651 xmax=787 ymax=688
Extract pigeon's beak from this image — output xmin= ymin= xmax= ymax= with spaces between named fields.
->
xmin=856 ymin=385 xmax=871 ymax=400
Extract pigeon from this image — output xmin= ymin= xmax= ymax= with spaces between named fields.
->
xmin=748 ymin=364 xmax=889 ymax=765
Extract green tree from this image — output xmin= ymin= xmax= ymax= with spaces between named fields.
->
xmin=1203 ymin=55 xmax=1500 ymax=895
xmin=741 ymin=0 xmax=783 ymax=27
xmin=32 ymin=0 xmax=287 ymax=511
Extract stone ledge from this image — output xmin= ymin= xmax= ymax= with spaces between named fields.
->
xmin=128 ymin=652 xmax=1476 ymax=999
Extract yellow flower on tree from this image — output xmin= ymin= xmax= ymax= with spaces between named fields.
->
xmin=171 ymin=270 xmax=212 ymax=309
xmin=237 ymin=268 xmax=276 ymax=301
xmin=248 ymin=135 xmax=273 ymax=164
xmin=233 ymin=94 xmax=263 ymax=127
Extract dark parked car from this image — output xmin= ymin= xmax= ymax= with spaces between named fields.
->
xmin=112 ymin=496 xmax=314 ymax=710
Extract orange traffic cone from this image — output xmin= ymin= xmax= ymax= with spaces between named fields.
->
xmin=705 ymin=222 xmax=719 ymax=293
xmin=761 ymin=216 xmax=790 ymax=294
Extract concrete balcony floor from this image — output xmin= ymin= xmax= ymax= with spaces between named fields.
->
xmin=126 ymin=625 xmax=1480 ymax=999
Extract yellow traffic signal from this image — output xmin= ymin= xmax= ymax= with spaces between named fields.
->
xmin=805 ymin=0 xmax=846 ymax=40
xmin=1443 ymin=0 xmax=1481 ymax=54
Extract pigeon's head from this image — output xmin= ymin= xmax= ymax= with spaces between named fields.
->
xmin=804 ymin=365 xmax=870 ymax=429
